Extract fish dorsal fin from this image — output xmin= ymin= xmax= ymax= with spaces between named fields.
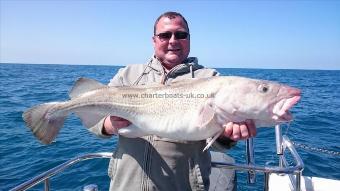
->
xmin=169 ymin=78 xmax=204 ymax=86
xmin=69 ymin=78 xmax=106 ymax=99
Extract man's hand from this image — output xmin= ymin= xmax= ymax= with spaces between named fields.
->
xmin=222 ymin=120 xmax=257 ymax=141
xmin=103 ymin=116 xmax=131 ymax=135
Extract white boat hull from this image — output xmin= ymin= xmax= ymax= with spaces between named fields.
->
xmin=269 ymin=173 xmax=340 ymax=191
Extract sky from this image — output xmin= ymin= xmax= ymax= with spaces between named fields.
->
xmin=1 ymin=0 xmax=339 ymax=70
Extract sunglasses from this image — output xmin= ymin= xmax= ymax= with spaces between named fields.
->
xmin=155 ymin=31 xmax=189 ymax=40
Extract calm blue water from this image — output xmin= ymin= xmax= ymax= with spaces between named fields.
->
xmin=0 ymin=64 xmax=339 ymax=190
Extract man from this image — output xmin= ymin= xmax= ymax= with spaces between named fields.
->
xmin=89 ymin=12 xmax=256 ymax=191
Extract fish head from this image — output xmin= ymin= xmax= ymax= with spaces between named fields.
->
xmin=213 ymin=77 xmax=301 ymax=127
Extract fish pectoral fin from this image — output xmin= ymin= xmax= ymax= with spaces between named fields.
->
xmin=118 ymin=124 xmax=147 ymax=138
xmin=196 ymin=101 xmax=216 ymax=128
xmin=69 ymin=78 xmax=106 ymax=99
xmin=203 ymin=130 xmax=223 ymax=152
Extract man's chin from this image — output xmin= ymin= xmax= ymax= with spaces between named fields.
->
xmin=165 ymin=55 xmax=182 ymax=64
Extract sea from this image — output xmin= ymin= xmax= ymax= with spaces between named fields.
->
xmin=0 ymin=63 xmax=339 ymax=190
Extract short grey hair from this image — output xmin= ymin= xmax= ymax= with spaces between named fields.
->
xmin=153 ymin=11 xmax=190 ymax=35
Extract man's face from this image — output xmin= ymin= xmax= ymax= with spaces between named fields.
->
xmin=153 ymin=16 xmax=190 ymax=70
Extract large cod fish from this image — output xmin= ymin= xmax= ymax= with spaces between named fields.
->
xmin=23 ymin=76 xmax=301 ymax=149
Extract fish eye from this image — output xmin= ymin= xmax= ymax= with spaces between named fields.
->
xmin=258 ymin=84 xmax=269 ymax=93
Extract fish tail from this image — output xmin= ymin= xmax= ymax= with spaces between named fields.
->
xmin=22 ymin=102 xmax=66 ymax=144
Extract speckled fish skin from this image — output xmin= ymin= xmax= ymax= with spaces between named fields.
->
xmin=22 ymin=76 xmax=301 ymax=144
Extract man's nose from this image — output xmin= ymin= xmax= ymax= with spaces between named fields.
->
xmin=169 ymin=34 xmax=177 ymax=43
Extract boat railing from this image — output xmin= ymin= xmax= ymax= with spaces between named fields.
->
xmin=10 ymin=124 xmax=304 ymax=191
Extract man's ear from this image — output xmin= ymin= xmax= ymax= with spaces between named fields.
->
xmin=152 ymin=36 xmax=156 ymax=47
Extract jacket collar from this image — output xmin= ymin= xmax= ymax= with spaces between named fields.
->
xmin=147 ymin=55 xmax=203 ymax=78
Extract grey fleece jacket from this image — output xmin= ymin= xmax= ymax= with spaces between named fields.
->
xmin=88 ymin=56 xmax=235 ymax=191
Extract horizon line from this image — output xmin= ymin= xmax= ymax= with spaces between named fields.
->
xmin=1 ymin=62 xmax=339 ymax=71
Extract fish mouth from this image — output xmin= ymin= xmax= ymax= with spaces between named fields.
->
xmin=272 ymin=95 xmax=301 ymax=122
